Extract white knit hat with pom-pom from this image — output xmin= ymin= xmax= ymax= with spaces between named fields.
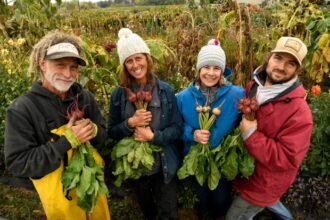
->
xmin=196 ymin=39 xmax=226 ymax=74
xmin=117 ymin=28 xmax=150 ymax=65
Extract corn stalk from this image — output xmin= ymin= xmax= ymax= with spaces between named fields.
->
xmin=233 ymin=0 xmax=243 ymax=85
xmin=242 ymin=5 xmax=253 ymax=84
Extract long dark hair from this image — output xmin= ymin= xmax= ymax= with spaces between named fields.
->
xmin=119 ymin=53 xmax=156 ymax=88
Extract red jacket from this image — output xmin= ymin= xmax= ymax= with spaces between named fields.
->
xmin=232 ymin=79 xmax=313 ymax=206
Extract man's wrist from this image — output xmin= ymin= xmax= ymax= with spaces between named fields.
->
xmin=92 ymin=123 xmax=98 ymax=138
xmin=63 ymin=128 xmax=81 ymax=148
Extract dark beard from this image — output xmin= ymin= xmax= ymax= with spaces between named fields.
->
xmin=266 ymin=71 xmax=297 ymax=85
xmin=266 ymin=76 xmax=286 ymax=85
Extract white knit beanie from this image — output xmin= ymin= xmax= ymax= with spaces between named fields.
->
xmin=117 ymin=28 xmax=150 ymax=65
xmin=196 ymin=39 xmax=226 ymax=74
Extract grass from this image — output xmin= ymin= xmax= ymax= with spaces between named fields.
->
xmin=1 ymin=176 xmax=328 ymax=220
xmin=0 ymin=184 xmax=291 ymax=220
xmin=0 ymin=183 xmax=145 ymax=220
xmin=0 ymin=182 xmax=199 ymax=220
xmin=0 ymin=183 xmax=144 ymax=220
xmin=0 ymin=184 xmax=45 ymax=220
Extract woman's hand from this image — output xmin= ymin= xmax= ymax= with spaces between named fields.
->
xmin=134 ymin=126 xmax=154 ymax=142
xmin=128 ymin=109 xmax=152 ymax=128
xmin=193 ymin=129 xmax=210 ymax=145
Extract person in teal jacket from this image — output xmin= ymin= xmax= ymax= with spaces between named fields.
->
xmin=176 ymin=39 xmax=244 ymax=219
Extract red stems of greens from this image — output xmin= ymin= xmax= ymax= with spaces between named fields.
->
xmin=65 ymin=94 xmax=88 ymax=121
xmin=124 ymin=84 xmax=153 ymax=110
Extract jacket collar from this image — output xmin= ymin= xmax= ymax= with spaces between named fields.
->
xmin=188 ymin=81 xmax=231 ymax=105
xmin=250 ymin=67 xmax=305 ymax=103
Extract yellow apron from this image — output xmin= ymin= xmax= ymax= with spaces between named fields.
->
xmin=31 ymin=125 xmax=110 ymax=220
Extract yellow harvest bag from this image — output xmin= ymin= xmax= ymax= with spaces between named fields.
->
xmin=31 ymin=126 xmax=110 ymax=220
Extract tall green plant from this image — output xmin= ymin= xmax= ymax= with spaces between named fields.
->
xmin=0 ymin=65 xmax=31 ymax=171
xmin=78 ymin=38 xmax=119 ymax=117
xmin=305 ymin=12 xmax=330 ymax=86
xmin=0 ymin=1 xmax=12 ymax=37
xmin=302 ymin=93 xmax=330 ymax=176
xmin=5 ymin=0 xmax=62 ymax=45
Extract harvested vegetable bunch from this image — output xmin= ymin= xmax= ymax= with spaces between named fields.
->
xmin=60 ymin=95 xmax=109 ymax=213
xmin=111 ymin=84 xmax=161 ymax=187
xmin=236 ymin=97 xmax=259 ymax=121
xmin=214 ymin=127 xmax=255 ymax=181
xmin=177 ymin=101 xmax=225 ymax=190
xmin=214 ymin=97 xmax=258 ymax=181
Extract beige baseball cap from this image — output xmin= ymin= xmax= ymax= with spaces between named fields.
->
xmin=45 ymin=42 xmax=86 ymax=66
xmin=271 ymin=37 xmax=307 ymax=65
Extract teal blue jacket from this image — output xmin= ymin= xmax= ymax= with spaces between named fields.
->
xmin=176 ymin=80 xmax=244 ymax=155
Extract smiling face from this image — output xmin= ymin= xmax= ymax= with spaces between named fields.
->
xmin=199 ymin=65 xmax=222 ymax=87
xmin=124 ymin=53 xmax=148 ymax=84
xmin=265 ymin=52 xmax=299 ymax=85
xmin=40 ymin=57 xmax=78 ymax=97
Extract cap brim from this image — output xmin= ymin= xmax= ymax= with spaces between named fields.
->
xmin=45 ymin=52 xmax=86 ymax=66
xmin=271 ymin=49 xmax=302 ymax=65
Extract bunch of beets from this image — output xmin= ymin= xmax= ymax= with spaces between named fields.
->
xmin=111 ymin=83 xmax=161 ymax=187
xmin=236 ymin=97 xmax=259 ymax=121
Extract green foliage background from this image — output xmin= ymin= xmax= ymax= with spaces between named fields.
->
xmin=0 ymin=0 xmax=329 ymax=218
xmin=303 ymin=93 xmax=330 ymax=176
xmin=0 ymin=66 xmax=31 ymax=172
